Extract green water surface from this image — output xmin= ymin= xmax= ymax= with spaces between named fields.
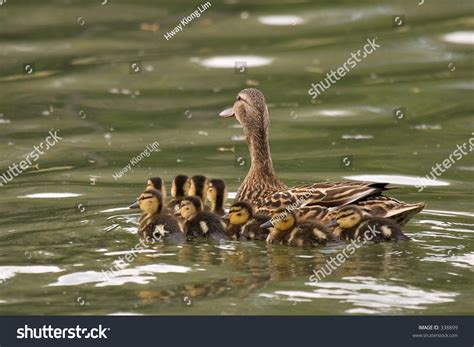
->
xmin=0 ymin=0 xmax=473 ymax=315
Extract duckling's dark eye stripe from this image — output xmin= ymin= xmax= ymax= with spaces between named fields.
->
xmin=338 ymin=212 xmax=353 ymax=218
xmin=139 ymin=196 xmax=153 ymax=201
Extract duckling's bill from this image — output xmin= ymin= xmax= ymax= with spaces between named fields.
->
xmin=129 ymin=200 xmax=140 ymax=209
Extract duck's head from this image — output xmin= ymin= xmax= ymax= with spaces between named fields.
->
xmin=261 ymin=209 xmax=296 ymax=231
xmin=188 ymin=175 xmax=209 ymax=200
xmin=179 ymin=196 xmax=203 ymax=220
xmin=331 ymin=205 xmax=363 ymax=229
xmin=171 ymin=175 xmax=191 ymax=198
xmin=146 ymin=177 xmax=166 ymax=200
xmin=129 ymin=189 xmax=163 ymax=215
xmin=228 ymin=201 xmax=253 ymax=225
xmin=207 ymin=179 xmax=227 ymax=207
xmin=219 ymin=88 xmax=269 ymax=132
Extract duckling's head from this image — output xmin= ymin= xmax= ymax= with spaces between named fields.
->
xmin=270 ymin=209 xmax=296 ymax=231
xmin=229 ymin=201 xmax=253 ymax=225
xmin=171 ymin=175 xmax=191 ymax=198
xmin=207 ymin=179 xmax=227 ymax=206
xmin=188 ymin=175 xmax=209 ymax=200
xmin=129 ymin=189 xmax=163 ymax=215
xmin=219 ymin=88 xmax=269 ymax=133
xmin=179 ymin=196 xmax=203 ymax=220
xmin=334 ymin=205 xmax=363 ymax=229
xmin=146 ymin=177 xmax=166 ymax=199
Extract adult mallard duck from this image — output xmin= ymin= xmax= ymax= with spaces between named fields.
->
xmin=219 ymin=88 xmax=425 ymax=226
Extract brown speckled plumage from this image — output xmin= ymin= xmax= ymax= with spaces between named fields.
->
xmin=220 ymin=88 xmax=425 ymax=226
xmin=232 ymin=89 xmax=287 ymax=205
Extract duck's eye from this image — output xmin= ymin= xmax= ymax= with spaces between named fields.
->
xmin=237 ymin=213 xmax=241 ymax=216
xmin=237 ymin=96 xmax=242 ymax=101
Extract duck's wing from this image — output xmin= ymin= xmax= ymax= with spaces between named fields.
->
xmin=259 ymin=181 xmax=393 ymax=210
xmin=357 ymin=196 xmax=425 ymax=226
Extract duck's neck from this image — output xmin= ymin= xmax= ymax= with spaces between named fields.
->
xmin=246 ymin=127 xmax=276 ymax=177
xmin=237 ymin=119 xmax=286 ymax=204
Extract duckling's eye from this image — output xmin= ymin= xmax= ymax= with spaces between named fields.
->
xmin=237 ymin=96 xmax=242 ymax=101
xmin=237 ymin=213 xmax=241 ymax=216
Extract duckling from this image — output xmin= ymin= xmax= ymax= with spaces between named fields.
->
xmin=261 ymin=209 xmax=340 ymax=247
xmin=129 ymin=189 xmax=185 ymax=244
xmin=206 ymin=179 xmax=227 ymax=216
xmin=168 ymin=175 xmax=191 ymax=214
xmin=146 ymin=177 xmax=166 ymax=204
xmin=179 ymin=196 xmax=228 ymax=241
xmin=188 ymin=175 xmax=209 ymax=208
xmin=329 ymin=205 xmax=410 ymax=242
xmin=228 ymin=202 xmax=271 ymax=241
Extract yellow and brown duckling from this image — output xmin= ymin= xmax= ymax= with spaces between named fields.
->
xmin=188 ymin=175 xmax=209 ymax=203
xmin=329 ymin=205 xmax=410 ymax=242
xmin=146 ymin=177 xmax=166 ymax=204
xmin=168 ymin=174 xmax=191 ymax=214
xmin=179 ymin=196 xmax=228 ymax=241
xmin=262 ymin=209 xmax=341 ymax=247
xmin=129 ymin=189 xmax=185 ymax=243
xmin=206 ymin=179 xmax=227 ymax=216
xmin=228 ymin=202 xmax=271 ymax=241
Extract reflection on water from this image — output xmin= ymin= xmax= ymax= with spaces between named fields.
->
xmin=194 ymin=56 xmax=273 ymax=68
xmin=261 ymin=276 xmax=458 ymax=314
xmin=258 ymin=15 xmax=304 ymax=26
xmin=0 ymin=266 xmax=63 ymax=281
xmin=0 ymin=0 xmax=473 ymax=315
xmin=50 ymin=264 xmax=192 ymax=287
xmin=442 ymin=31 xmax=474 ymax=44
xmin=19 ymin=192 xmax=83 ymax=198
xmin=344 ymin=174 xmax=450 ymax=187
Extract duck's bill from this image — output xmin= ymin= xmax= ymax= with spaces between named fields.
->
xmin=219 ymin=107 xmax=235 ymax=118
xmin=260 ymin=220 xmax=273 ymax=228
xmin=129 ymin=201 xmax=139 ymax=209
xmin=326 ymin=220 xmax=338 ymax=228
xmin=173 ymin=205 xmax=181 ymax=216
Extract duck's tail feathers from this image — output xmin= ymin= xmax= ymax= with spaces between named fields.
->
xmin=386 ymin=202 xmax=426 ymax=226
xmin=367 ymin=182 xmax=398 ymax=191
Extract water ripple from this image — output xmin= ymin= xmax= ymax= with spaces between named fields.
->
xmin=261 ymin=276 xmax=457 ymax=313
xmin=48 ymin=264 xmax=192 ymax=287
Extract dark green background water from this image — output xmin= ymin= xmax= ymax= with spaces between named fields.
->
xmin=0 ymin=0 xmax=472 ymax=315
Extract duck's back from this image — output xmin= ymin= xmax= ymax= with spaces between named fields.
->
xmin=241 ymin=214 xmax=271 ymax=241
xmin=185 ymin=212 xmax=228 ymax=241
xmin=140 ymin=214 xmax=184 ymax=243
xmin=260 ymin=181 xmax=390 ymax=210
xmin=258 ymin=181 xmax=424 ymax=226
xmin=356 ymin=217 xmax=410 ymax=242
xmin=288 ymin=222 xmax=341 ymax=247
